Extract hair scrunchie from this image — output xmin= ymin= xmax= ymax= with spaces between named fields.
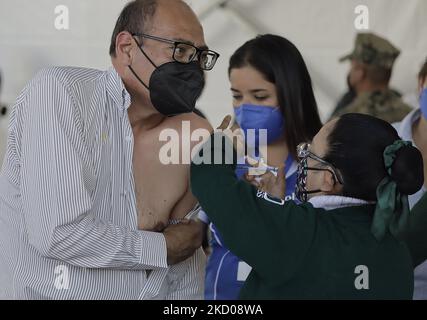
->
xmin=371 ymin=140 xmax=412 ymax=241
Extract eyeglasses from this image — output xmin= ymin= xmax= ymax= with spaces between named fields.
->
xmin=132 ymin=33 xmax=220 ymax=71
xmin=297 ymin=143 xmax=344 ymax=184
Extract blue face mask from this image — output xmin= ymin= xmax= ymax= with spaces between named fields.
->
xmin=234 ymin=104 xmax=285 ymax=148
xmin=421 ymin=88 xmax=427 ymax=120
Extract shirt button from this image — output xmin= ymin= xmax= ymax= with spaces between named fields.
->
xmin=125 ymin=135 xmax=132 ymax=142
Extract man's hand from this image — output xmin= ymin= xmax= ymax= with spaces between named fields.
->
xmin=163 ymin=220 xmax=204 ymax=265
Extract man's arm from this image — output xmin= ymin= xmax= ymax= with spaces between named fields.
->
xmin=19 ymin=70 xmax=169 ymax=270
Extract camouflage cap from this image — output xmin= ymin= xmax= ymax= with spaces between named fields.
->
xmin=339 ymin=33 xmax=401 ymax=69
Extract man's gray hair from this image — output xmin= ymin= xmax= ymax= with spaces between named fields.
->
xmin=109 ymin=0 xmax=158 ymax=57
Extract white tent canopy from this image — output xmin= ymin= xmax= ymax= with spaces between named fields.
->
xmin=1 ymin=0 xmax=427 ymax=160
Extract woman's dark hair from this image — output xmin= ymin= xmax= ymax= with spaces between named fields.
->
xmin=324 ymin=113 xmax=424 ymax=201
xmin=228 ymin=34 xmax=322 ymax=159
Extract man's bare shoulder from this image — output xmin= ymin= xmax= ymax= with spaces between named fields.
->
xmin=159 ymin=112 xmax=213 ymax=133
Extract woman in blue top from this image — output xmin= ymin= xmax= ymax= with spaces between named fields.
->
xmin=199 ymin=34 xmax=322 ymax=300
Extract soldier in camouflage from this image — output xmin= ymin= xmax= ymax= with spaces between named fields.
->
xmin=333 ymin=33 xmax=412 ymax=123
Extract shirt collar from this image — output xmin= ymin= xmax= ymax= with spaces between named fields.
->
xmin=396 ymin=108 xmax=421 ymax=144
xmin=309 ymin=195 xmax=373 ymax=211
xmin=106 ymin=67 xmax=132 ymax=116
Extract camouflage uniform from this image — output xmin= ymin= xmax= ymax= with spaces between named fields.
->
xmin=336 ymin=33 xmax=412 ymax=123
xmin=337 ymin=89 xmax=412 ymax=123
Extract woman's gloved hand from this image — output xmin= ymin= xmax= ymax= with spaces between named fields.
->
xmin=216 ymin=115 xmax=246 ymax=159
xmin=244 ymin=164 xmax=286 ymax=200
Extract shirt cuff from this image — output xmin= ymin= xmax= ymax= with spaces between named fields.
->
xmin=138 ymin=231 xmax=168 ymax=270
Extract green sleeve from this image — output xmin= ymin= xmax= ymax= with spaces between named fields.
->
xmin=404 ymin=193 xmax=427 ymax=267
xmin=190 ymin=133 xmax=318 ymax=283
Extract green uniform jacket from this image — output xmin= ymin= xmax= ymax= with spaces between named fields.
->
xmin=191 ymin=134 xmax=413 ymax=300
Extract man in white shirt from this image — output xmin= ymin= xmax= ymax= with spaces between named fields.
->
xmin=0 ymin=0 xmax=216 ymax=299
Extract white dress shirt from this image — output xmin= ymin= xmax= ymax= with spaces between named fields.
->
xmin=0 ymin=66 xmax=203 ymax=299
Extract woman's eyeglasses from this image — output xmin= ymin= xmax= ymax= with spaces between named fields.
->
xmin=297 ymin=143 xmax=344 ymax=184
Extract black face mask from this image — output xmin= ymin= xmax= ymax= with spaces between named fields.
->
xmin=128 ymin=39 xmax=205 ymax=117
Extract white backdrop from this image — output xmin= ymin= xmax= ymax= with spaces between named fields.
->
xmin=1 ymin=0 xmax=427 ymax=162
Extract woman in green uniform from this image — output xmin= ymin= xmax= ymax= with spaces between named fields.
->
xmin=190 ymin=113 xmax=424 ymax=299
